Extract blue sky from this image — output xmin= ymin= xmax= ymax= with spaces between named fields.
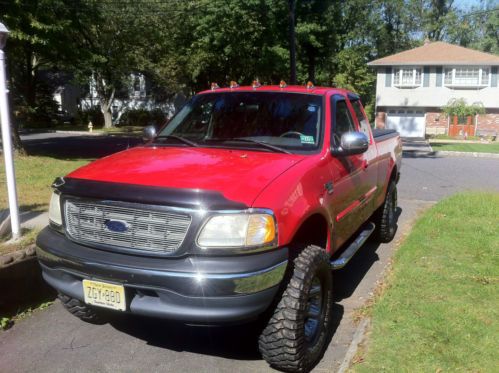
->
xmin=454 ymin=0 xmax=499 ymax=10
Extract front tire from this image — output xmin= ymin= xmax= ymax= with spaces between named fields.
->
xmin=259 ymin=245 xmax=333 ymax=372
xmin=373 ymin=181 xmax=398 ymax=243
xmin=58 ymin=293 xmax=108 ymax=324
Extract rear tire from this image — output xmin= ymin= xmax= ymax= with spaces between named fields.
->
xmin=58 ymin=293 xmax=108 ymax=324
xmin=258 ymin=245 xmax=333 ymax=372
xmin=373 ymin=181 xmax=398 ymax=243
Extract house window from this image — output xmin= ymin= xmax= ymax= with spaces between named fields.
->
xmin=393 ymin=68 xmax=422 ymax=87
xmin=481 ymin=68 xmax=489 ymax=85
xmin=444 ymin=68 xmax=453 ymax=84
xmin=443 ymin=67 xmax=490 ymax=87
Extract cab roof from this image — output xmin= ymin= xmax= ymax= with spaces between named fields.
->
xmin=198 ymin=85 xmax=353 ymax=96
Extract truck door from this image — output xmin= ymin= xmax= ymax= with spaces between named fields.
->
xmin=328 ymin=94 xmax=373 ymax=251
xmin=347 ymin=95 xmax=379 ymax=222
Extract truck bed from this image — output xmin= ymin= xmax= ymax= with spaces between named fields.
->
xmin=372 ymin=128 xmax=398 ymax=142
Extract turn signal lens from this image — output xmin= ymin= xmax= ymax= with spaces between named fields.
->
xmin=252 ymin=79 xmax=261 ymax=89
xmin=246 ymin=214 xmax=276 ymax=246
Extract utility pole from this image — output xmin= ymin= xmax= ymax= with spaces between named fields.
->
xmin=0 ymin=22 xmax=21 ymax=240
xmin=288 ymin=0 xmax=297 ymax=85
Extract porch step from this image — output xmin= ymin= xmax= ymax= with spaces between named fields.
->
xmin=330 ymin=222 xmax=376 ymax=270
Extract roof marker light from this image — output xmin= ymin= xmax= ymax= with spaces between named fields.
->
xmin=252 ymin=79 xmax=261 ymax=89
xmin=306 ymin=81 xmax=315 ymax=89
xmin=279 ymin=80 xmax=287 ymax=88
xmin=211 ymin=82 xmax=220 ymax=90
xmin=230 ymin=81 xmax=239 ymax=89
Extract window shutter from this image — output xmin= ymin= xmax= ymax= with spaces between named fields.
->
xmin=492 ymin=67 xmax=498 ymax=87
xmin=436 ymin=67 xmax=443 ymax=87
xmin=385 ymin=67 xmax=392 ymax=87
xmin=423 ymin=67 xmax=430 ymax=87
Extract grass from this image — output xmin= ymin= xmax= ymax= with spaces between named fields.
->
xmin=0 ymin=155 xmax=90 ymax=212
xmin=431 ymin=142 xmax=499 ymax=153
xmin=429 ymin=134 xmax=481 ymax=141
xmin=354 ymin=192 xmax=499 ymax=372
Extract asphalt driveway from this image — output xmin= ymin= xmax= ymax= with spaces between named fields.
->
xmin=1 ymin=135 xmax=498 ymax=372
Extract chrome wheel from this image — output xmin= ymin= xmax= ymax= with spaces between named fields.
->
xmin=304 ymin=276 xmax=323 ymax=346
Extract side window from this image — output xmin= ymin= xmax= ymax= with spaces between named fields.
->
xmin=332 ymin=98 xmax=356 ymax=147
xmin=351 ymin=100 xmax=371 ymax=139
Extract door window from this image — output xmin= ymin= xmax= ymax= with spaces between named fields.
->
xmin=350 ymin=100 xmax=371 ymax=139
xmin=332 ymin=98 xmax=356 ymax=147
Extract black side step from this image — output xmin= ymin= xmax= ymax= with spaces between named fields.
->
xmin=330 ymin=222 xmax=376 ymax=270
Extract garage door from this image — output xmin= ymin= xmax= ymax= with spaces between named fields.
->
xmin=386 ymin=110 xmax=425 ymax=138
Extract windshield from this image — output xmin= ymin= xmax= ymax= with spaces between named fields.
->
xmin=158 ymin=92 xmax=323 ymax=153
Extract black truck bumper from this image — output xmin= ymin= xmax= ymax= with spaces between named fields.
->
xmin=36 ymin=227 xmax=288 ymax=324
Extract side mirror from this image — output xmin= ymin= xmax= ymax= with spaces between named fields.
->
xmin=332 ymin=131 xmax=369 ymax=156
xmin=142 ymin=125 xmax=157 ymax=142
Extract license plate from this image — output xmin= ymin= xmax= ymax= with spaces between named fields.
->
xmin=82 ymin=279 xmax=126 ymax=311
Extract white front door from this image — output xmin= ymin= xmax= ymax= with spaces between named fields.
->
xmin=386 ymin=110 xmax=425 ymax=138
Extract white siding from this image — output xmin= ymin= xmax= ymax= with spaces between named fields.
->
xmin=375 ymin=68 xmax=499 ymax=109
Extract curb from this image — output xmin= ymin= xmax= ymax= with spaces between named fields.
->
xmin=0 ymin=244 xmax=37 ymax=268
xmin=0 ymin=248 xmax=54 ymax=317
xmin=54 ymin=130 xmax=105 ymax=136
xmin=336 ymin=318 xmax=370 ymax=373
xmin=403 ymin=150 xmax=499 ymax=159
xmin=433 ymin=150 xmax=499 ymax=158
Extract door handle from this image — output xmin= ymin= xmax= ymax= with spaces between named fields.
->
xmin=362 ymin=160 xmax=369 ymax=170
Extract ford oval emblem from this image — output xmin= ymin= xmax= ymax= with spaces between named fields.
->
xmin=104 ymin=219 xmax=130 ymax=233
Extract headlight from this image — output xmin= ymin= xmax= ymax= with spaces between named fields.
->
xmin=48 ymin=191 xmax=62 ymax=226
xmin=197 ymin=213 xmax=276 ymax=248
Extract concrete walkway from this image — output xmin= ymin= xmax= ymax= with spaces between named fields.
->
xmin=401 ymin=138 xmax=432 ymax=152
xmin=21 ymin=211 xmax=48 ymax=230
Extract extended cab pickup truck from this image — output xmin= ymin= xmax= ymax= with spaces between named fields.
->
xmin=37 ymin=84 xmax=401 ymax=372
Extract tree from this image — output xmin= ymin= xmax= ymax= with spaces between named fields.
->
xmin=0 ymin=0 xmax=88 ymax=151
xmin=68 ymin=1 xmax=163 ymax=128
xmin=469 ymin=3 xmax=499 ymax=54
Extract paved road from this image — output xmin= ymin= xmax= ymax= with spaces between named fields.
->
xmin=1 ymin=135 xmax=498 ymax=372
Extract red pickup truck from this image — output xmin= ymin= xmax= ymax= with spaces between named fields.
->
xmin=37 ymin=84 xmax=401 ymax=372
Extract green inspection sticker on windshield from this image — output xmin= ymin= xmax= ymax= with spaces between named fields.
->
xmin=300 ymin=135 xmax=315 ymax=144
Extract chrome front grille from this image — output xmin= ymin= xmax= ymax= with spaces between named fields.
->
xmin=64 ymin=199 xmax=191 ymax=254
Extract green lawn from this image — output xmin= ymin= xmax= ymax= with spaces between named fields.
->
xmin=431 ymin=142 xmax=499 ymax=153
xmin=0 ymin=155 xmax=90 ymax=212
xmin=355 ymin=192 xmax=499 ymax=373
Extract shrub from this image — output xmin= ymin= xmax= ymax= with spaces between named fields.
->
xmin=75 ymin=108 xmax=104 ymax=127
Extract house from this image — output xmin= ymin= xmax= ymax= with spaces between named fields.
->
xmin=55 ymin=73 xmax=178 ymax=124
xmin=368 ymin=41 xmax=499 ymax=138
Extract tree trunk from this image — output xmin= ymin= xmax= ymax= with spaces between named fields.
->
xmin=288 ymin=0 xmax=297 ymax=85
xmin=102 ymin=109 xmax=113 ymax=129
xmin=12 ymin=126 xmax=26 ymax=155
xmin=99 ymin=86 xmax=115 ymax=129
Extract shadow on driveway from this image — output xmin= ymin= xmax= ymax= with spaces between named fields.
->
xmin=105 ymin=207 xmax=402 ymax=363
xmin=23 ymin=135 xmax=142 ymax=160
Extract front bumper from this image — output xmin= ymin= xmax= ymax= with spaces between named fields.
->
xmin=36 ymin=227 xmax=288 ymax=323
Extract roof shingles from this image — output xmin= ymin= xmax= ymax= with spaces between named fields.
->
xmin=368 ymin=41 xmax=499 ymax=66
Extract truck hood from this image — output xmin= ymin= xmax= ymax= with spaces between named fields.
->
xmin=67 ymin=146 xmax=305 ymax=207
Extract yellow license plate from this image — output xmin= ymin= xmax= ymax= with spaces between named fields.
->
xmin=82 ymin=279 xmax=126 ymax=311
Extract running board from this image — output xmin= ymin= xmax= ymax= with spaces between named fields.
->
xmin=330 ymin=222 xmax=376 ymax=270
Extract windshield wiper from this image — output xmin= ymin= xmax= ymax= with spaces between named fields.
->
xmin=207 ymin=138 xmax=291 ymax=154
xmin=154 ymin=135 xmax=198 ymax=147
